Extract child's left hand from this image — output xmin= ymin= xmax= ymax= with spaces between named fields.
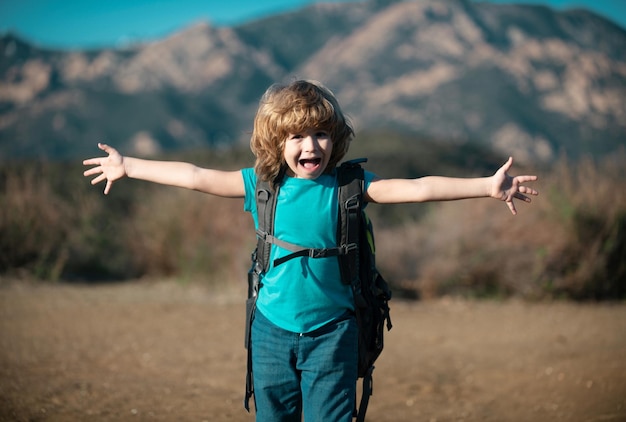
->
xmin=491 ymin=157 xmax=538 ymax=215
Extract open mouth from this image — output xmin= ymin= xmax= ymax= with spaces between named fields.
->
xmin=299 ymin=158 xmax=322 ymax=169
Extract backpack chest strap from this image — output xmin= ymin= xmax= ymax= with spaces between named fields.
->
xmin=257 ymin=229 xmax=357 ymax=268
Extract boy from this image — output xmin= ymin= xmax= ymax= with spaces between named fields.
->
xmin=84 ymin=79 xmax=537 ymax=421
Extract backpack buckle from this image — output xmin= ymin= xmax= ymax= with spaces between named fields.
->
xmin=345 ymin=194 xmax=360 ymax=211
xmin=309 ymin=248 xmax=329 ymax=258
xmin=341 ymin=243 xmax=358 ymax=254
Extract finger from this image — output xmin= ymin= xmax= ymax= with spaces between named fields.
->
xmin=513 ymin=192 xmax=531 ymax=203
xmin=501 ymin=156 xmax=513 ymax=172
xmin=91 ymin=173 xmax=107 ymax=185
xmin=518 ymin=186 xmax=538 ymax=196
xmin=83 ymin=158 xmax=102 ymax=166
xmin=104 ymin=180 xmax=112 ymax=195
xmin=83 ymin=166 xmax=101 ymax=177
xmin=98 ymin=142 xmax=113 ymax=154
xmin=515 ymin=174 xmax=538 ymax=183
xmin=506 ymin=199 xmax=517 ymax=215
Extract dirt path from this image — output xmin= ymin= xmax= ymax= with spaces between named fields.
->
xmin=1 ymin=280 xmax=624 ymax=421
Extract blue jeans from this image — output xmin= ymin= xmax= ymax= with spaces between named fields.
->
xmin=251 ymin=310 xmax=358 ymax=422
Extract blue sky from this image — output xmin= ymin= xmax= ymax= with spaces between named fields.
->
xmin=1 ymin=0 xmax=624 ymax=50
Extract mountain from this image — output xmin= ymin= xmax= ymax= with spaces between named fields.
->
xmin=1 ymin=0 xmax=625 ymax=163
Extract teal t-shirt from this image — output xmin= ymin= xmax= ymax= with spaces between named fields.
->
xmin=242 ymin=167 xmax=375 ymax=333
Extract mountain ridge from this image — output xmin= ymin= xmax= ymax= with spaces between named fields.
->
xmin=1 ymin=0 xmax=624 ymax=163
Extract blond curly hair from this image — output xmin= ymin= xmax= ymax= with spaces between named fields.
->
xmin=250 ymin=80 xmax=354 ymax=186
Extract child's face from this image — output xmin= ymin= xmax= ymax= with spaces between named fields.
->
xmin=283 ymin=127 xmax=333 ymax=179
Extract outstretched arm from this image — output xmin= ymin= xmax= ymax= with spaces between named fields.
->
xmin=83 ymin=143 xmax=245 ymax=197
xmin=365 ymin=157 xmax=538 ymax=215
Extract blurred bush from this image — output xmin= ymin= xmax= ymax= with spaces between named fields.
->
xmin=374 ymin=149 xmax=626 ymax=301
xmin=0 ymin=149 xmax=254 ymax=284
xmin=1 ymin=137 xmax=624 ymax=301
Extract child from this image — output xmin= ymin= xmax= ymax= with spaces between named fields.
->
xmin=84 ymin=79 xmax=538 ymax=422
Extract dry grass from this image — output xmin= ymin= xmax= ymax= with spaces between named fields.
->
xmin=375 ymin=151 xmax=626 ymax=300
xmin=2 ymin=150 xmax=624 ymax=300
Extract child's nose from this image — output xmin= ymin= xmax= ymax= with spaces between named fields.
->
xmin=302 ymin=135 xmax=319 ymax=151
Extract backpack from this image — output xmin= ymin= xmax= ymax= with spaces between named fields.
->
xmin=244 ymin=158 xmax=392 ymax=422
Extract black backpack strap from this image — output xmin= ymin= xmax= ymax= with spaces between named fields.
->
xmin=337 ymin=158 xmax=367 ymax=289
xmin=273 ymin=243 xmax=355 ymax=267
xmin=244 ymin=267 xmax=257 ymax=412
xmin=337 ymin=158 xmax=378 ymax=422
xmin=257 ymin=230 xmax=351 ymax=267
xmin=255 ymin=181 xmax=277 ymax=272
xmin=356 ymin=366 xmax=374 ymax=422
xmin=244 ymin=178 xmax=278 ymax=412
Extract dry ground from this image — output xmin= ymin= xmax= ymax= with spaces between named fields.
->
xmin=1 ymin=280 xmax=624 ymax=422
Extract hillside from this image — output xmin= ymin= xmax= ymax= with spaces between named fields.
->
xmin=1 ymin=0 xmax=625 ymax=162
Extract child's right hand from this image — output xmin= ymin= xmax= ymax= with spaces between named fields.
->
xmin=83 ymin=143 xmax=126 ymax=195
